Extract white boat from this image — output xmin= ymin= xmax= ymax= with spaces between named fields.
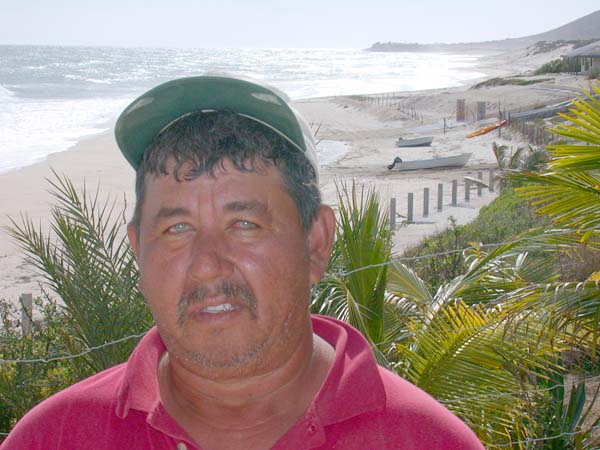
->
xmin=395 ymin=136 xmax=434 ymax=147
xmin=387 ymin=153 xmax=471 ymax=171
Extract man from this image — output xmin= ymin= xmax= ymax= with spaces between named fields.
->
xmin=1 ymin=75 xmax=484 ymax=449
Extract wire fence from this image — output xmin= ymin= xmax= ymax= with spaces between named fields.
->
xmin=2 ymin=338 xmax=600 ymax=447
xmin=491 ymin=423 xmax=600 ymax=448
xmin=1 ymin=229 xmax=594 ymax=367
xmin=2 ymin=331 xmax=600 ymax=403
xmin=0 ymin=332 xmax=147 ymax=364
xmin=328 ymin=227 xmax=588 ymax=278
xmin=2 ymin=232 xmax=600 ymax=446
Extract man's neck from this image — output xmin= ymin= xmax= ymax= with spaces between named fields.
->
xmin=157 ymin=332 xmax=334 ymax=450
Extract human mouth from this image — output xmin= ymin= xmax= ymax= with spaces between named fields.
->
xmin=200 ymin=303 xmax=237 ymax=314
xmin=177 ymin=281 xmax=257 ymax=326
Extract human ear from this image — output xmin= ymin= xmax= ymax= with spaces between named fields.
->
xmin=307 ymin=205 xmax=336 ymax=285
xmin=127 ymin=223 xmax=141 ymax=260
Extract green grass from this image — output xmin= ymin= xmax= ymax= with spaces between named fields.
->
xmin=534 ymin=59 xmax=571 ymax=75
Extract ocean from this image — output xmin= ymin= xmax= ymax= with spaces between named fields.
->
xmin=0 ymin=46 xmax=484 ymax=174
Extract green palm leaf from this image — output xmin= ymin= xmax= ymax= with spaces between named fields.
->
xmin=312 ymin=181 xmax=392 ymax=363
xmin=515 ymin=82 xmax=600 ymax=233
xmin=5 ymin=172 xmax=151 ymax=376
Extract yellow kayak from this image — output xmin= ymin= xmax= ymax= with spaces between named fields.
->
xmin=466 ymin=119 xmax=508 ymax=138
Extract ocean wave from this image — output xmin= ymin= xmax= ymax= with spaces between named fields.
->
xmin=64 ymin=74 xmax=113 ymax=84
xmin=0 ymin=46 xmax=484 ymax=173
xmin=0 ymin=96 xmax=131 ymax=174
xmin=0 ymin=85 xmax=15 ymax=99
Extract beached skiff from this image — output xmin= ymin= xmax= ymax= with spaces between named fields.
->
xmin=387 ymin=153 xmax=471 ymax=171
xmin=395 ymin=136 xmax=434 ymax=147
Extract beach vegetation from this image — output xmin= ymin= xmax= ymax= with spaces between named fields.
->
xmin=492 ymin=141 xmax=549 ymax=172
xmin=0 ymin=296 xmax=76 ymax=433
xmin=4 ymin=172 xmax=152 ymax=379
xmin=317 ymin=181 xmax=596 ymax=446
xmin=492 ymin=142 xmax=548 ymax=179
xmin=513 ymin=82 xmax=600 ymax=230
xmin=324 ymin=82 xmax=600 ymax=447
xmin=311 ymin=182 xmax=395 ymax=366
xmin=534 ymin=58 xmax=571 ymax=75
xmin=401 ymin=188 xmax=549 ymax=290
xmin=471 ymin=77 xmax=552 ymax=89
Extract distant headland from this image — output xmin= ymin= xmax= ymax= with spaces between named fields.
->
xmin=367 ymin=9 xmax=600 ymax=52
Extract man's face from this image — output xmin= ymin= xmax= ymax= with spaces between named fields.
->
xmin=128 ymin=159 xmax=333 ymax=379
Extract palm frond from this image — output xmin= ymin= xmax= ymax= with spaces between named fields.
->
xmin=312 ymin=180 xmax=393 ymax=359
xmin=516 ymin=171 xmax=600 ymax=231
xmin=4 ymin=173 xmax=151 ymax=376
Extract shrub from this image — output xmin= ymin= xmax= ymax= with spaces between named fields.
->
xmin=534 ymin=59 xmax=568 ymax=75
xmin=0 ymin=297 xmax=76 ymax=439
xmin=471 ymin=77 xmax=551 ymax=89
xmin=402 ymin=187 xmax=549 ymax=290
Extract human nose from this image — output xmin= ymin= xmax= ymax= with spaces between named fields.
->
xmin=187 ymin=235 xmax=234 ymax=281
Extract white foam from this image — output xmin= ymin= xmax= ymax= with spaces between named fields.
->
xmin=0 ymin=96 xmax=130 ymax=174
xmin=317 ymin=140 xmax=350 ymax=166
xmin=0 ymin=47 xmax=485 ymax=174
xmin=0 ymin=85 xmax=14 ymax=100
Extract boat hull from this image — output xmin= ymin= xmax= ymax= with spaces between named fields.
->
xmin=390 ymin=153 xmax=471 ymax=171
xmin=395 ymin=136 xmax=434 ymax=147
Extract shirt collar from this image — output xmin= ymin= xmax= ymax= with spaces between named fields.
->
xmin=310 ymin=315 xmax=386 ymax=425
xmin=115 ymin=316 xmax=386 ymax=425
xmin=115 ymin=327 xmax=164 ymax=418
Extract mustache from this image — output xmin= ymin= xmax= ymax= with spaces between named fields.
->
xmin=176 ymin=280 xmax=257 ymax=324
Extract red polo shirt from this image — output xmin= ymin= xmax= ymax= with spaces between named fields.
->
xmin=1 ymin=315 xmax=484 ymax=449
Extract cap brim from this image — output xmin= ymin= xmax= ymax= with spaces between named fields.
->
xmin=115 ymin=76 xmax=313 ymax=171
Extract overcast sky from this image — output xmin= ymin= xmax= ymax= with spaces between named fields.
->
xmin=1 ymin=1 xmax=598 ymax=48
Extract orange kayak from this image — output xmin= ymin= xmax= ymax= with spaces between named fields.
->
xmin=466 ymin=119 xmax=508 ymax=138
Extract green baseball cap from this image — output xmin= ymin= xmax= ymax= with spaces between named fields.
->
xmin=114 ymin=75 xmax=319 ymax=178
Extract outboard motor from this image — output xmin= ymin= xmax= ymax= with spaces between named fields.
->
xmin=387 ymin=156 xmax=403 ymax=170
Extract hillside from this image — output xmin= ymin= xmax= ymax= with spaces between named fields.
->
xmin=368 ymin=9 xmax=600 ymax=52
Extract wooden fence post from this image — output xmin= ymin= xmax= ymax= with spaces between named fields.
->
xmin=477 ymin=171 xmax=483 ymax=197
xmin=20 ymin=293 xmax=33 ymax=337
xmin=437 ymin=183 xmax=443 ymax=211
xmin=407 ymin=193 xmax=414 ymax=223
xmin=476 ymin=101 xmax=486 ymax=121
xmin=489 ymin=168 xmax=495 ymax=192
xmin=456 ymin=99 xmax=466 ymax=121
xmin=465 ymin=179 xmax=471 ymax=202
xmin=423 ymin=188 xmax=429 ymax=217
xmin=452 ymin=180 xmax=458 ymax=206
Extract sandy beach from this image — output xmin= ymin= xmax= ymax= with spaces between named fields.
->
xmin=0 ymin=45 xmax=592 ymax=304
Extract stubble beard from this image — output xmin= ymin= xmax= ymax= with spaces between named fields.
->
xmin=166 ymin=280 xmax=269 ymax=372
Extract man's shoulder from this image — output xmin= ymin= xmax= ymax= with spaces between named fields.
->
xmin=39 ymin=362 xmax=126 ymax=409
xmin=311 ymin=316 xmax=484 ymax=449
xmin=378 ymin=365 xmax=450 ymax=412
xmin=372 ymin=367 xmax=484 ymax=449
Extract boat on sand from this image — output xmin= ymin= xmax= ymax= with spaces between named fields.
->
xmin=395 ymin=136 xmax=434 ymax=147
xmin=387 ymin=153 xmax=471 ymax=171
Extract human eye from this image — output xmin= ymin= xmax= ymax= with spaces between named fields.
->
xmin=166 ymin=222 xmax=192 ymax=235
xmin=235 ymin=220 xmax=258 ymax=230
xmin=232 ymin=219 xmax=260 ymax=231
